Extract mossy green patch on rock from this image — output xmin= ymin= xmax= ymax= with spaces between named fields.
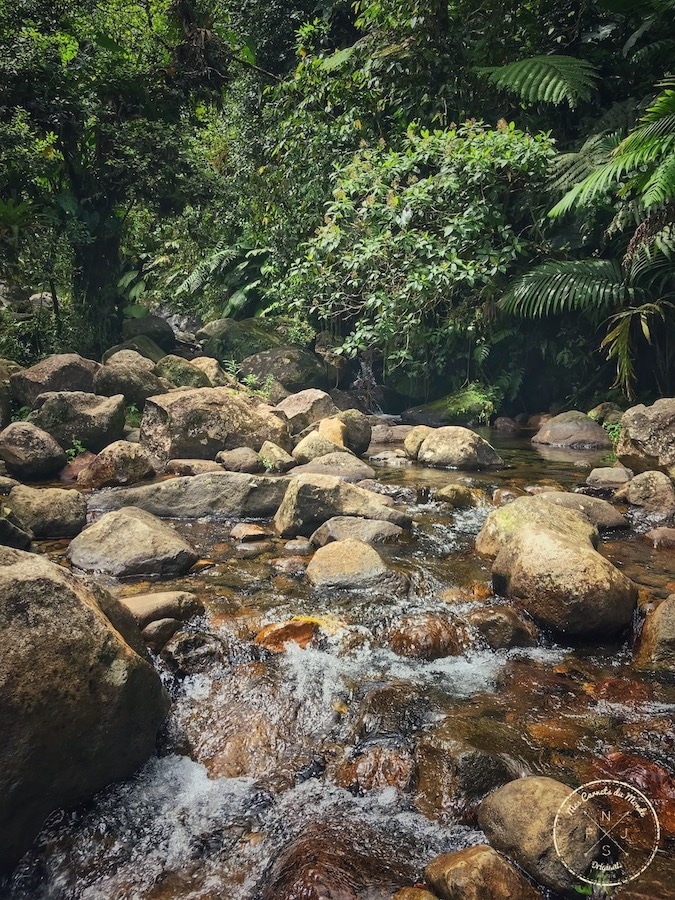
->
xmin=403 ymin=385 xmax=496 ymax=426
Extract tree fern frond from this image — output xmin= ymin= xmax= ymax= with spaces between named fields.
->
xmin=175 ymin=245 xmax=240 ymax=295
xmin=550 ymin=132 xmax=622 ymax=194
xmin=641 ymin=154 xmax=675 ymax=207
xmin=631 ymin=39 xmax=675 ymax=64
xmin=477 ymin=56 xmax=599 ymax=108
xmin=500 ymin=260 xmax=627 ymax=319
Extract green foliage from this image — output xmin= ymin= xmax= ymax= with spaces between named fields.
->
xmin=125 ymin=404 xmax=142 ymax=428
xmin=278 ymin=121 xmax=553 ymax=379
xmin=65 ymin=439 xmax=86 ymax=462
xmin=478 ymin=55 xmax=599 ymax=108
xmin=602 ymin=420 xmax=622 ymax=446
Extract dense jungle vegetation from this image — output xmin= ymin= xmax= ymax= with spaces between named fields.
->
xmin=1 ymin=0 xmax=674 ymax=414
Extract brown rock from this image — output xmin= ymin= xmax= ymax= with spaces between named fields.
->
xmin=7 ymin=484 xmax=87 ymax=537
xmin=635 ymin=594 xmax=675 ymax=673
xmin=466 ymin=606 xmax=537 ymax=649
xmin=0 ymin=421 xmax=67 ymax=479
xmin=306 ymin=539 xmax=406 ymax=593
xmin=118 ymin=590 xmax=204 ymax=629
xmin=275 ymin=389 xmax=339 ymax=433
xmin=531 ymin=410 xmax=612 ymax=449
xmin=9 ymin=353 xmax=99 ymax=407
xmin=216 ymin=446 xmax=263 ymax=473
xmin=435 ymin=483 xmax=476 ymax=508
xmin=617 ymin=398 xmax=675 ymax=474
xmin=141 ymin=617 xmax=180 ymax=652
xmin=164 ymin=458 xmax=223 ymax=475
xmin=334 ymin=745 xmax=414 ymax=794
xmin=254 ymin=619 xmax=320 ymax=652
xmin=417 ymin=427 xmax=503 ymax=470
xmin=425 ymin=845 xmax=541 ymax=900
xmin=28 ymin=391 xmax=126 ymax=452
xmin=403 ymin=425 xmax=433 ymax=459
xmin=644 ymin=527 xmax=675 ymax=549
xmin=386 ymin=613 xmax=467 ymax=660
xmin=76 ymin=440 xmax=155 ymax=489
xmin=230 ymin=523 xmax=269 ymax=542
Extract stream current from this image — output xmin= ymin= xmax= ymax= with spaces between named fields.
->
xmin=2 ymin=431 xmax=674 ymax=899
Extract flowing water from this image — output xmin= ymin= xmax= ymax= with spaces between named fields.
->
xmin=2 ymin=432 xmax=674 ymax=899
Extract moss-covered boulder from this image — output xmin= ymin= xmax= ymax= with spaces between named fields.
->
xmin=122 ymin=314 xmax=175 ymax=352
xmin=153 ymin=354 xmax=211 ymax=388
xmin=197 ymin=317 xmax=284 ymax=364
xmin=239 ymin=346 xmax=329 ymax=393
xmin=402 ymin=386 xmax=495 ymax=426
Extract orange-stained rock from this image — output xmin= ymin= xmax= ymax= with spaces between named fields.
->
xmin=386 ymin=613 xmax=468 ymax=660
xmin=334 ymin=745 xmax=414 ymax=794
xmin=425 ymin=845 xmax=541 ymax=900
xmin=254 ymin=619 xmax=320 ymax=652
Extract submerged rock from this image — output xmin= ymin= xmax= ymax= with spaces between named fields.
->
xmin=531 ymin=410 xmax=612 ymax=450
xmin=386 ymin=613 xmax=467 ymax=660
xmin=0 ymin=547 xmax=168 ymax=870
xmin=466 ymin=606 xmax=537 ymax=649
xmin=68 ymin=507 xmax=198 ymax=577
xmin=0 ymin=421 xmax=67 ymax=479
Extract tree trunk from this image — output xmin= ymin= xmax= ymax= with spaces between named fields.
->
xmin=71 ymin=225 xmax=123 ymax=358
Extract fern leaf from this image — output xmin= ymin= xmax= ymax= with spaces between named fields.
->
xmin=500 ymin=260 xmax=627 ymax=320
xmin=477 ymin=56 xmax=599 ymax=108
xmin=641 ymin=153 xmax=675 ymax=207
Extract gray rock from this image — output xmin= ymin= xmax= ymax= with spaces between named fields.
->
xmin=76 ymin=440 xmax=155 ymax=489
xmin=28 ymin=391 xmax=126 ymax=452
xmin=492 ymin=524 xmax=637 ymax=639
xmin=417 ymin=427 xmax=503 ymax=470
xmin=537 ymin=490 xmax=628 ymax=529
xmin=189 ymin=356 xmax=237 ymax=388
xmin=305 ymin=538 xmax=406 ymax=592
xmin=625 ymin=470 xmax=675 ymax=513
xmin=310 ymin=515 xmax=403 ymax=547
xmin=7 ymin=485 xmax=87 ymax=537
xmin=0 ymin=421 xmax=67 ymax=479
xmin=122 ymin=314 xmax=175 ymax=351
xmin=532 ymin=410 xmax=612 ymax=449
xmin=68 ymin=507 xmax=198 ymax=577
xmin=0 ymin=547 xmax=168 ymax=869
xmin=119 ymin=590 xmax=204 ymax=629
xmin=10 ymin=353 xmax=100 ymax=407
xmin=89 ymin=471 xmax=288 ymax=519
xmin=292 ymin=452 xmax=376 ymax=482
xmin=336 ymin=409 xmax=372 ymax=455
xmin=274 ymin=473 xmax=412 ymax=537
xmin=216 ymin=446 xmax=263 ymax=473
xmin=94 ymin=360 xmax=170 ymax=407
xmin=617 ymin=398 xmax=675 ymax=475
xmin=164 ymin=458 xmax=223 ymax=476
xmin=153 ymin=354 xmax=211 ymax=388
xmin=275 ymin=389 xmax=339 ymax=433
xmin=139 ymin=386 xmax=291 ymax=462
xmin=635 ymin=593 xmax=675 ymax=673
xmin=586 ymin=466 xmax=632 ymax=489
xmin=0 ymin=503 xmax=33 ymax=549
xmin=141 ymin=618 xmax=181 ymax=652
xmin=239 ymin=346 xmax=329 ymax=392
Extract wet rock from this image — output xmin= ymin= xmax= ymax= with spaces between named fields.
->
xmin=292 ymin=452 xmax=376 ymax=482
xmin=466 ymin=606 xmax=537 ymax=649
xmin=386 ymin=613 xmax=467 ymax=660
xmin=0 ymin=503 xmax=33 ymax=549
xmin=644 ymin=526 xmax=675 ymax=549
xmin=478 ymin=776 xmax=598 ymax=895
xmin=537 ymin=490 xmax=628 ymax=529
xmin=160 ymin=630 xmax=227 ymax=675
xmin=254 ymin=619 xmax=320 ymax=652
xmin=90 ymin=471 xmax=288 ymax=519
xmin=276 ymin=389 xmax=339 ymax=433
xmin=393 ymin=889 xmax=437 ymax=900
xmin=0 ymin=547 xmax=168 ymax=870
xmin=141 ymin=617 xmax=180 ymax=652
xmin=231 ymin=522 xmax=269 ymax=542
xmin=239 ymin=346 xmax=329 ymax=392
xmin=493 ymin=417 xmax=519 ymax=432
xmin=68 ymin=507 xmax=198 ymax=577
xmin=216 ymin=446 xmax=263 ymax=473
xmin=139 ymin=386 xmax=291 ymax=461
xmin=271 ymin=556 xmax=307 ymax=576
xmin=492 ymin=525 xmax=636 ymax=639
xmin=259 ymin=440 xmax=296 ymax=473
xmin=617 ymin=398 xmax=675 ymax=475
xmin=10 ymin=353 xmax=100 ymax=407
xmin=352 ymin=683 xmax=428 ymax=744
xmin=28 ymin=391 xmax=126 ymax=453
xmin=492 ymin=486 xmax=526 ymax=505
xmin=403 ymin=425 xmax=434 ymax=459
xmin=58 ymin=450 xmax=97 ymax=482
xmin=189 ymin=356 xmax=237 ymax=388
xmin=0 ymin=475 xmax=18 ymax=494
xmin=154 ymin=354 xmax=211 ymax=388
xmin=587 ymin=401 xmax=623 ymax=425
xmin=623 ymin=470 xmax=675 ymax=513
xmin=336 ymin=409 xmax=372 ymax=455
xmin=586 ymin=465 xmax=632 ymax=490
xmin=310 ymin=515 xmax=403 ymax=547
xmin=425 ymin=845 xmax=541 ymax=900
xmin=416 ymin=427 xmax=503 ymax=470
xmin=76 ymin=440 xmax=155 ymax=489
xmin=7 ymin=484 xmax=87 ymax=537
xmin=122 ymin=313 xmax=175 ymax=352
xmin=274 ymin=473 xmax=411 ymax=537
xmin=94 ymin=358 xmax=170 ymax=407
xmin=164 ymin=458 xmax=223 ymax=475
xmin=476 ymin=495 xmax=598 ymax=558
xmin=635 ymin=594 xmax=675 ymax=673
xmin=435 ymin=483 xmax=475 ymax=508
xmin=531 ymin=410 xmax=612 ymax=449
xmin=234 ymin=540 xmax=272 ymax=558
xmin=334 ymin=744 xmax=415 ymax=794
xmin=283 ymin=537 xmax=313 ymax=554
xmin=0 ymin=421 xmax=67 ymax=479
xmin=118 ymin=590 xmax=204 ymax=629
xmin=306 ymin=538 xmax=406 ymax=592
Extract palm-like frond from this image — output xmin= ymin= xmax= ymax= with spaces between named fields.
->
xmin=176 ymin=244 xmax=239 ymax=295
xmin=550 ymin=132 xmax=622 ymax=195
xmin=477 ymin=56 xmax=599 ymax=108
xmin=500 ymin=259 xmax=628 ymax=319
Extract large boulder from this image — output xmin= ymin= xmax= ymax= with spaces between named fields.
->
xmin=292 ymin=452 xmax=375 ymax=482
xmin=0 ymin=421 xmax=67 ymax=479
xmin=292 ymin=431 xmax=346 ymax=463
xmin=239 ymin=346 xmax=329 ymax=393
xmin=153 ymin=354 xmax=211 ymax=388
xmin=275 ymin=389 xmax=339 ymax=433
xmin=88 ymin=471 xmax=289 ymax=519
xmin=310 ymin=515 xmax=403 ymax=547
xmin=189 ymin=356 xmax=237 ymax=388
xmin=478 ymin=777 xmax=598 ymax=896
xmin=0 ymin=547 xmax=168 ymax=870
xmin=305 ymin=538 xmax=405 ymax=592
xmin=415 ymin=427 xmax=503 ymax=470
xmin=624 ymin=470 xmax=675 ymax=513
xmin=197 ymin=317 xmax=283 ymax=363
xmin=76 ymin=440 xmax=155 ymax=490
xmin=336 ymin=409 xmax=372 ymax=455
xmin=9 ymin=353 xmax=100 ymax=408
xmin=531 ymin=410 xmax=612 ymax=450
xmin=425 ymin=845 xmax=541 ymax=900
xmin=7 ymin=485 xmax=87 ymax=537
xmin=635 ymin=594 xmax=675 ymax=674
xmin=122 ymin=314 xmax=175 ymax=352
xmin=476 ymin=495 xmax=598 ymax=557
xmin=617 ymin=398 xmax=675 ymax=475
xmin=274 ymin=473 xmax=411 ymax=537
xmin=537 ymin=490 xmax=628 ymax=529
xmin=492 ymin=525 xmax=637 ymax=639
xmin=28 ymin=391 xmax=126 ymax=453
xmin=94 ymin=358 xmax=170 ymax=407
xmin=139 ymin=387 xmax=291 ymax=461
xmin=68 ymin=507 xmax=198 ymax=577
